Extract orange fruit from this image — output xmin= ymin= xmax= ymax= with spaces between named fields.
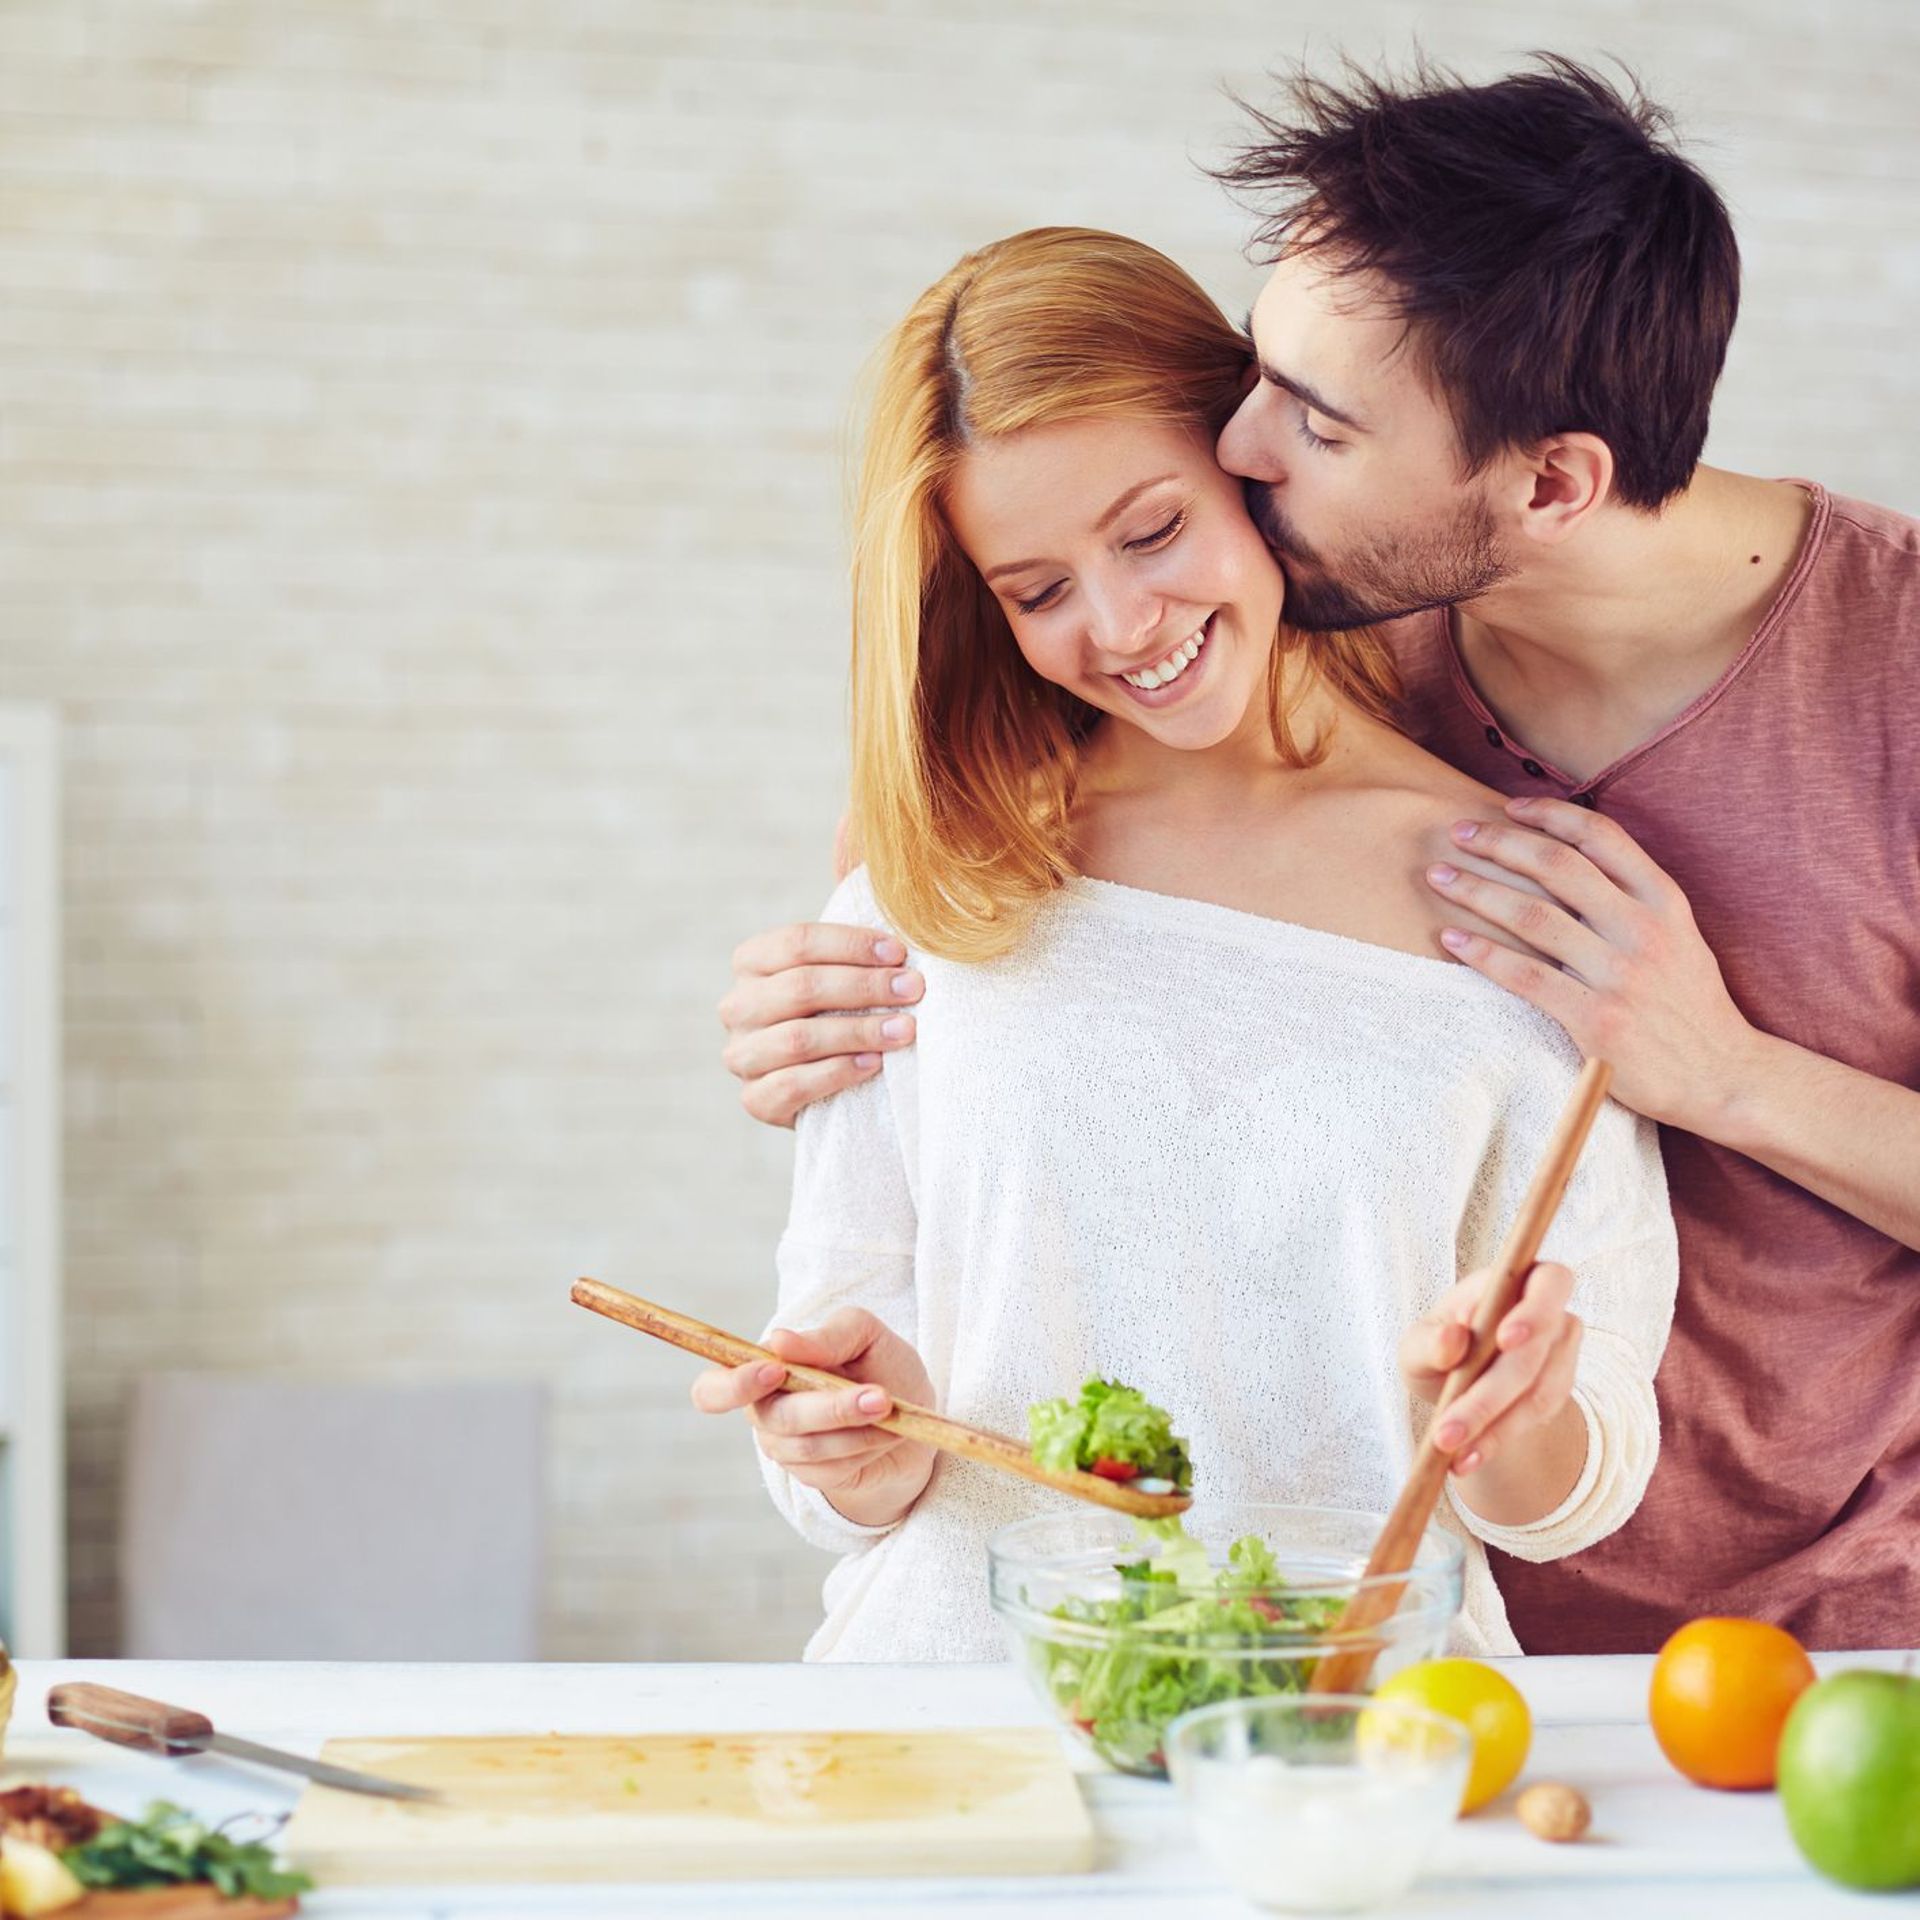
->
xmin=1649 ymin=1616 xmax=1816 ymax=1790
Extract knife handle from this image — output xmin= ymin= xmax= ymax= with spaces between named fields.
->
xmin=49 ymin=1684 xmax=213 ymax=1756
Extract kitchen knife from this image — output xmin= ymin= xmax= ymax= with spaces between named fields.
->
xmin=48 ymin=1684 xmax=442 ymax=1803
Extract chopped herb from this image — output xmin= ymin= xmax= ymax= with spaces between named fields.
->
xmin=62 ymin=1801 xmax=312 ymax=1900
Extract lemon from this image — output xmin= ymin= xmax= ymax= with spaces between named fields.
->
xmin=1371 ymin=1658 xmax=1532 ymax=1813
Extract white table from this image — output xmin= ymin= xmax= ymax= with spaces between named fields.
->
xmin=9 ymin=1654 xmax=1910 ymax=1918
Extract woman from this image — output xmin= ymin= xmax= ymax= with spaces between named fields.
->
xmin=695 ymin=228 xmax=1677 ymax=1659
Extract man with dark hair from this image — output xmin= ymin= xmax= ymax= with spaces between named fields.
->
xmin=1215 ymin=56 xmax=1744 ymax=623
xmin=715 ymin=57 xmax=1919 ymax=1652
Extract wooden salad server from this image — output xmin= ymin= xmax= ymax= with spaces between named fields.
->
xmin=571 ymin=1277 xmax=1192 ymax=1520
xmin=1310 ymin=1056 xmax=1616 ymax=1695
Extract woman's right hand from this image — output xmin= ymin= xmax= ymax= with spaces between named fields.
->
xmin=690 ymin=1308 xmax=938 ymax=1529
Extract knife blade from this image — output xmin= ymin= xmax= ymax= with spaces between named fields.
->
xmin=48 ymin=1683 xmax=441 ymax=1803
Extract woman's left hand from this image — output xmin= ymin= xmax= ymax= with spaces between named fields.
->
xmin=1398 ymin=1261 xmax=1582 ymax=1477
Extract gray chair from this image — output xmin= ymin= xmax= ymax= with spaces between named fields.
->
xmin=119 ymin=1373 xmax=547 ymax=1660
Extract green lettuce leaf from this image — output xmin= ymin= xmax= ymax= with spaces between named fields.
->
xmin=1026 ymin=1378 xmax=1193 ymax=1489
xmin=1030 ymin=1520 xmax=1347 ymax=1776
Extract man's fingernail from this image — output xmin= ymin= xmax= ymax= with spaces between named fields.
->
xmin=1436 ymin=1420 xmax=1465 ymax=1450
xmin=1428 ymin=864 xmax=1458 ymax=886
xmin=854 ymin=1052 xmax=881 ymax=1070
xmin=881 ymin=1016 xmax=911 ymax=1041
xmin=857 ymin=1388 xmax=887 ymax=1414
xmin=874 ymin=937 xmax=906 ymax=964
xmin=1440 ymin=929 xmax=1471 ymax=952
xmin=757 ymin=1364 xmax=785 ymax=1388
xmin=892 ymin=972 xmax=921 ymax=998
xmin=1452 ymin=821 xmax=1479 ymax=842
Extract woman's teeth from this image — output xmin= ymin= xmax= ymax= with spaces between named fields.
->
xmin=1121 ymin=622 xmax=1209 ymax=691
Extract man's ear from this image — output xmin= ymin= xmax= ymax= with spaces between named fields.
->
xmin=1514 ymin=433 xmax=1615 ymax=549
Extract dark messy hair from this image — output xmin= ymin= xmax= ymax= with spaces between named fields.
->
xmin=1211 ymin=54 xmax=1740 ymax=509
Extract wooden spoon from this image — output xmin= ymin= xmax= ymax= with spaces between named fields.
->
xmin=1310 ymin=1056 xmax=1615 ymax=1694
xmin=571 ymin=1277 xmax=1192 ymax=1520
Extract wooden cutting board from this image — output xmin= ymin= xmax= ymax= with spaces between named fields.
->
xmin=69 ymin=1892 xmax=298 ymax=1920
xmin=279 ymin=1728 xmax=1093 ymax=1884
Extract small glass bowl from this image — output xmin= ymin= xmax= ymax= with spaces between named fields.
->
xmin=1166 ymin=1694 xmax=1470 ymax=1914
xmin=988 ymin=1503 xmax=1464 ymax=1778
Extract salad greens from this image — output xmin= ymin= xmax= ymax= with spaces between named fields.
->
xmin=1033 ymin=1517 xmax=1346 ymax=1774
xmin=1028 ymin=1378 xmax=1193 ymax=1490
xmin=1020 ymin=1379 xmax=1345 ymax=1774
xmin=62 ymin=1801 xmax=312 ymax=1900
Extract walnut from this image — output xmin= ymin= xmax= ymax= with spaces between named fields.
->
xmin=1516 ymin=1780 xmax=1592 ymax=1843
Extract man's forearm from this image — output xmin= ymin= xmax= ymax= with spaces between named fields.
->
xmin=1705 ymin=1031 xmax=1920 ymax=1250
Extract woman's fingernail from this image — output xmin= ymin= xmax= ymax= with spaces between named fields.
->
xmin=854 ymin=1052 xmax=881 ymax=1070
xmin=892 ymin=972 xmax=921 ymax=998
xmin=857 ymin=1388 xmax=887 ymax=1414
xmin=881 ymin=1016 xmax=911 ymax=1041
xmin=1436 ymin=1420 xmax=1465 ymax=1450
xmin=756 ymin=1364 xmax=785 ymax=1388
xmin=1440 ymin=929 xmax=1471 ymax=952
xmin=1428 ymin=864 xmax=1458 ymax=886
xmin=1506 ymin=1321 xmax=1533 ymax=1346
xmin=1452 ymin=821 xmax=1479 ymax=842
xmin=874 ymin=937 xmax=906 ymax=964
xmin=1458 ymin=1450 xmax=1483 ymax=1475
xmin=1508 ymin=796 xmax=1536 ymax=812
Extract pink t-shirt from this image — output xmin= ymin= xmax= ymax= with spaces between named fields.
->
xmin=1387 ymin=484 xmax=1920 ymax=1652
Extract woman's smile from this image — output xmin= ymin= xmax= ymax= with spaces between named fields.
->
xmin=1113 ymin=612 xmax=1215 ymax=703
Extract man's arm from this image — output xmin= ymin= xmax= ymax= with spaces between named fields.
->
xmin=1424 ymin=795 xmax=1920 ymax=1252
xmin=1704 ymin=1031 xmax=1920 ymax=1247
xmin=719 ymin=923 xmax=923 ymax=1127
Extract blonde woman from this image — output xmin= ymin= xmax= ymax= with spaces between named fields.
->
xmin=694 ymin=229 xmax=1678 ymax=1660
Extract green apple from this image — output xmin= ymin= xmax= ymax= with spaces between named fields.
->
xmin=1777 ymin=1669 xmax=1920 ymax=1891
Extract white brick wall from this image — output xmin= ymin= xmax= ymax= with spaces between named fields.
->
xmin=1 ymin=1 xmax=1914 ymax=1658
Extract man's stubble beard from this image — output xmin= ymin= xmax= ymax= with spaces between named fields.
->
xmin=1246 ymin=482 xmax=1516 ymax=633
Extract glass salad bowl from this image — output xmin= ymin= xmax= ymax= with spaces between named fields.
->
xmin=988 ymin=1503 xmax=1464 ymax=1777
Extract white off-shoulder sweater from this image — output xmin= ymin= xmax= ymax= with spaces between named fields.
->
xmin=761 ymin=868 xmax=1679 ymax=1659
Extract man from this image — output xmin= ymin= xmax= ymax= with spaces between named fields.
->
xmin=717 ymin=57 xmax=1919 ymax=1651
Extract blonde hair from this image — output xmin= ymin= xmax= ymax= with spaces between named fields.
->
xmin=849 ymin=226 xmax=1398 ymax=962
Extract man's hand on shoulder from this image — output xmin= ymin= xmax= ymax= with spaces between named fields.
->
xmin=1423 ymin=793 xmax=1920 ymax=1250
xmin=719 ymin=921 xmax=924 ymax=1127
xmin=1420 ymin=794 xmax=1766 ymax=1134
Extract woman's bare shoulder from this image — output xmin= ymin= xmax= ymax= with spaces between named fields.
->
xmin=1292 ymin=739 xmax=1550 ymax=957
xmin=1319 ymin=728 xmax=1508 ymax=852
xmin=1374 ymin=724 xmax=1507 ymax=809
